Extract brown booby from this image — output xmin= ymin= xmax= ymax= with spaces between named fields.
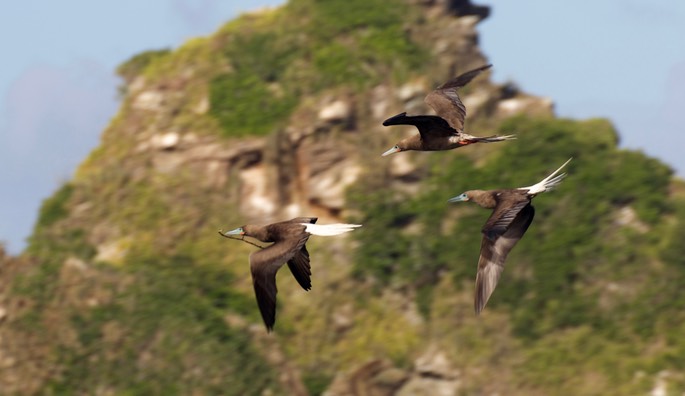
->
xmin=221 ymin=217 xmax=362 ymax=331
xmin=447 ymin=158 xmax=572 ymax=314
xmin=382 ymin=64 xmax=514 ymax=156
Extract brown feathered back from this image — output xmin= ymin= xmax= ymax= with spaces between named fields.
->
xmin=424 ymin=64 xmax=492 ymax=131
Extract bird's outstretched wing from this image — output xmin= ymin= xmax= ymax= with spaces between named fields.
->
xmin=383 ymin=112 xmax=457 ymax=139
xmin=474 ymin=201 xmax=534 ymax=315
xmin=287 ymin=244 xmax=311 ymax=291
xmin=285 ymin=218 xmax=316 ymax=291
xmin=424 ymin=64 xmax=492 ymax=131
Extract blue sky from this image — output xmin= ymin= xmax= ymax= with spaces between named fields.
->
xmin=1 ymin=0 xmax=683 ymax=254
xmin=481 ymin=0 xmax=685 ymax=169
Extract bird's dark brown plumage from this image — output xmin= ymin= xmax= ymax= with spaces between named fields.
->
xmin=382 ymin=64 xmax=514 ymax=155
xmin=222 ymin=217 xmax=361 ymax=331
xmin=448 ymin=159 xmax=571 ymax=314
xmin=241 ymin=217 xmax=316 ymax=331
xmin=471 ymin=190 xmax=534 ymax=315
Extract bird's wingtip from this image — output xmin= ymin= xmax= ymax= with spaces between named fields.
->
xmin=474 ymin=305 xmax=483 ymax=316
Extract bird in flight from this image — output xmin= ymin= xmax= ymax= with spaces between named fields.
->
xmin=221 ymin=217 xmax=361 ymax=331
xmin=382 ymin=64 xmax=514 ymax=156
xmin=447 ymin=158 xmax=572 ymax=314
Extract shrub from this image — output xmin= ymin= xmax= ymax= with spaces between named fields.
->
xmin=34 ymin=182 xmax=73 ymax=228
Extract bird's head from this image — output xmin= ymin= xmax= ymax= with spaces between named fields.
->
xmin=222 ymin=227 xmax=245 ymax=236
xmin=382 ymin=144 xmax=402 ymax=157
xmin=447 ymin=192 xmax=470 ymax=203
xmin=381 ymin=137 xmax=416 ymax=157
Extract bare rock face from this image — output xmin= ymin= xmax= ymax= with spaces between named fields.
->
xmin=149 ymin=132 xmax=180 ymax=150
xmin=397 ymin=80 xmax=427 ymax=102
xmin=115 ymin=0 xmax=548 ymax=228
xmin=301 ymin=137 xmax=362 ymax=212
xmin=319 ymin=100 xmax=353 ymax=124
xmin=133 ymin=90 xmax=166 ymax=111
xmin=94 ymin=238 xmax=129 ymax=264
xmin=397 ymin=377 xmax=459 ymax=396
xmin=185 ymin=0 xmax=551 ymax=225
xmin=331 ymin=303 xmax=355 ymax=333
xmin=324 ymin=349 xmax=461 ymax=396
xmin=496 ymin=95 xmax=554 ymax=118
xmin=397 ymin=346 xmax=461 ymax=396
xmin=239 ymin=164 xmax=277 ymax=218
xmin=388 ymin=154 xmax=421 ymax=180
xmin=613 ymin=206 xmax=649 ymax=233
xmin=413 ymin=347 xmax=460 ymax=379
xmin=324 ymin=360 xmax=410 ymax=396
xmin=461 ymin=88 xmax=491 ymax=119
xmin=308 ymin=161 xmax=362 ymax=211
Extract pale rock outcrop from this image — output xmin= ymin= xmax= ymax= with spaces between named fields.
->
xmin=239 ymin=165 xmax=277 ymax=218
xmin=193 ymin=96 xmax=210 ymax=114
xmin=414 ymin=347 xmax=459 ymax=379
xmin=371 ymin=85 xmax=392 ymax=120
xmin=614 ymin=206 xmax=649 ymax=233
xmin=149 ymin=132 xmax=180 ymax=150
xmin=496 ymin=95 xmax=554 ymax=118
xmin=94 ymin=238 xmax=130 ymax=265
xmin=319 ymin=100 xmax=353 ymax=123
xmin=308 ymin=161 xmax=361 ymax=210
xmin=324 ymin=349 xmax=461 ymax=396
xmin=387 ymin=154 xmax=420 ymax=180
xmin=324 ymin=360 xmax=409 ymax=396
xmin=397 ymin=348 xmax=461 ymax=396
xmin=133 ymin=90 xmax=165 ymax=111
xmin=462 ymin=88 xmax=490 ymax=119
xmin=144 ymin=134 xmax=264 ymax=187
xmin=397 ymin=80 xmax=426 ymax=102
xmin=331 ymin=303 xmax=354 ymax=333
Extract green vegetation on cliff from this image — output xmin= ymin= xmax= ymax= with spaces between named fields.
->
xmin=209 ymin=0 xmax=425 ymax=137
xmin=349 ymin=115 xmax=685 ymax=392
xmin=4 ymin=0 xmax=685 ymax=395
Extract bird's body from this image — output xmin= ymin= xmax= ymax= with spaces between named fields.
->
xmin=221 ymin=217 xmax=361 ymax=331
xmin=448 ymin=158 xmax=572 ymax=314
xmin=382 ymin=64 xmax=514 ymax=156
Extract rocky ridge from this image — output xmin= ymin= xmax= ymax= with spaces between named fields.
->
xmin=2 ymin=0 xmax=683 ymax=395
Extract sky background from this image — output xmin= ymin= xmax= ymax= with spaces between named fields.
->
xmin=1 ymin=0 xmax=683 ymax=254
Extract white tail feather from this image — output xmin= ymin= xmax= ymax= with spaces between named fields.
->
xmin=491 ymin=134 xmax=517 ymax=141
xmin=519 ymin=158 xmax=572 ymax=195
xmin=301 ymin=223 xmax=362 ymax=236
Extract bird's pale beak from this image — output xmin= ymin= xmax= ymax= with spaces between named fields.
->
xmin=381 ymin=145 xmax=401 ymax=157
xmin=222 ymin=227 xmax=245 ymax=236
xmin=447 ymin=193 xmax=469 ymax=203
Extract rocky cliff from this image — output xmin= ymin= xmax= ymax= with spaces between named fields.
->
xmin=2 ymin=0 xmax=685 ymax=395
